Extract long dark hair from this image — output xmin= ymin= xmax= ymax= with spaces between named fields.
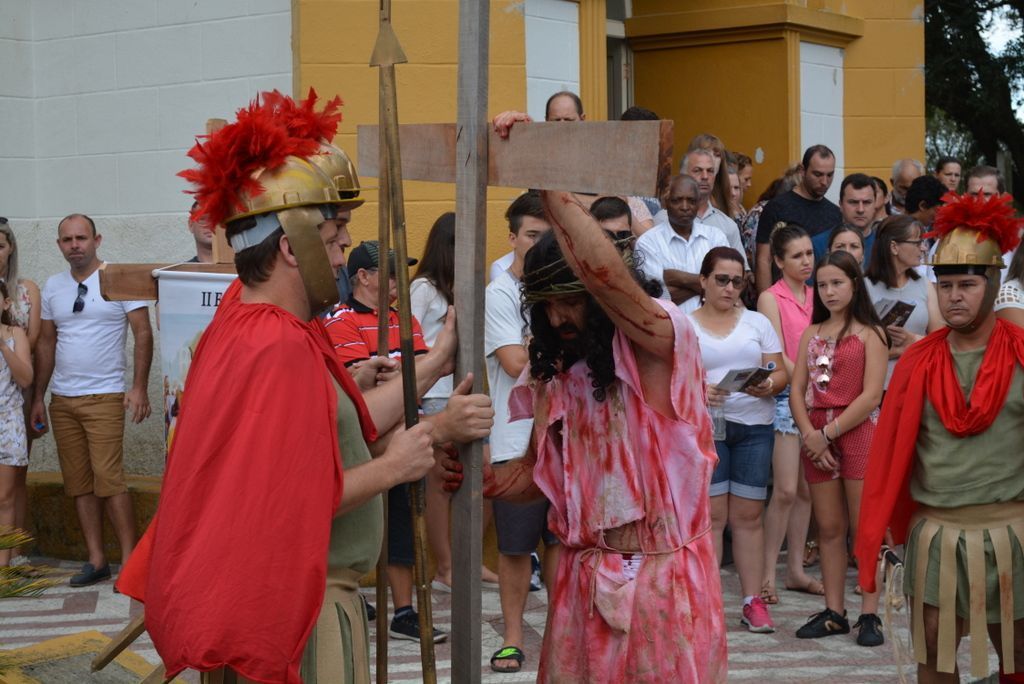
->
xmin=522 ymin=230 xmax=661 ymax=401
xmin=812 ymin=250 xmax=889 ymax=346
xmin=412 ymin=212 xmax=456 ymax=304
xmin=864 ymin=214 xmax=922 ymax=288
xmin=0 ymin=280 xmax=14 ymax=327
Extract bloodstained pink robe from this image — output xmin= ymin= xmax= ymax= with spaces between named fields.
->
xmin=511 ymin=299 xmax=727 ymax=683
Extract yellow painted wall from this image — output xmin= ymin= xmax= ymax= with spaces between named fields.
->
xmin=628 ymin=0 xmax=924 ymax=201
xmin=842 ymin=0 xmax=926 ymax=183
xmin=630 ymin=33 xmax=795 ymax=193
xmin=294 ymin=0 xmax=528 ymax=266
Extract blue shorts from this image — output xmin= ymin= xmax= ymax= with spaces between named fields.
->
xmin=710 ymin=421 xmax=774 ymax=500
xmin=774 ymin=389 xmax=798 ymax=435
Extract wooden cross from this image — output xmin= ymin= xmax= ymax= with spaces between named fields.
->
xmin=357 ymin=71 xmax=672 ymax=684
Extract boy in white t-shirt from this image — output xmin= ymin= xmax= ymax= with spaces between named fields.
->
xmin=484 ymin=191 xmax=559 ymax=673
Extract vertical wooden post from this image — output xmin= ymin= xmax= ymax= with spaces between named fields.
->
xmin=451 ymin=0 xmax=489 ymax=681
xmin=374 ymin=62 xmax=392 ymax=684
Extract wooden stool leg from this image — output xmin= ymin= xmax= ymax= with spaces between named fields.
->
xmin=139 ymin=662 xmax=168 ymax=684
xmin=92 ymin=612 xmax=147 ymax=671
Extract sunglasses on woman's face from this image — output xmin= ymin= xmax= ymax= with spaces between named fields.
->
xmin=712 ymin=274 xmax=745 ymax=289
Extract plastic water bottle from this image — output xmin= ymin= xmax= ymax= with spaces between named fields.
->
xmin=709 ymin=404 xmax=726 ymax=441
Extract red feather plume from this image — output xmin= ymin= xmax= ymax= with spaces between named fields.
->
xmin=260 ymin=87 xmax=343 ymax=143
xmin=925 ymin=191 xmax=1023 ymax=255
xmin=178 ymin=95 xmax=321 ymax=229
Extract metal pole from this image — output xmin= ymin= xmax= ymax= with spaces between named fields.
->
xmin=370 ymin=3 xmax=437 ymax=681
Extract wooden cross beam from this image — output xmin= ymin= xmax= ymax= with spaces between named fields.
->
xmin=357 ymin=119 xmax=674 ymax=198
xmin=358 ymin=111 xmax=672 ymax=683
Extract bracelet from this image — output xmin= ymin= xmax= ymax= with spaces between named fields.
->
xmin=832 ymin=418 xmax=841 ymax=438
xmin=766 ymin=376 xmax=774 ymax=393
xmin=821 ymin=428 xmax=831 ymax=444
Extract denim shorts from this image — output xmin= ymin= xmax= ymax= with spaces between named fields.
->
xmin=421 ymin=398 xmax=447 ymax=416
xmin=710 ymin=421 xmax=774 ymax=500
xmin=774 ymin=388 xmax=799 ymax=436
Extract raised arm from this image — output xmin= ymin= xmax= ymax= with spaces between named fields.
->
xmin=541 ymin=190 xmax=674 ymax=359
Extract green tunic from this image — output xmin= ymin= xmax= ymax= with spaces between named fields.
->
xmin=905 ymin=346 xmax=1024 ymax=622
xmin=911 ymin=347 xmax=1024 ymax=508
xmin=327 ymin=386 xmax=384 ymax=573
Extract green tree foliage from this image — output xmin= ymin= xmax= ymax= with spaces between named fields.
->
xmin=926 ymin=1 xmax=1024 ymax=197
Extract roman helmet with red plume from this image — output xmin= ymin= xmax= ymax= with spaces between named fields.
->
xmin=926 ymin=191 xmax=1024 ymax=331
xmin=178 ymin=91 xmax=346 ymax=314
xmin=260 ymin=88 xmax=365 ymax=209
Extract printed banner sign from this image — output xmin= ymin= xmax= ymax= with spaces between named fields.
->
xmin=157 ymin=270 xmax=236 ymax=451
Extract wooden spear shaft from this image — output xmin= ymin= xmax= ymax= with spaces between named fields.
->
xmin=371 ymin=2 xmax=438 ymax=680
xmin=374 ymin=67 xmax=391 ymax=684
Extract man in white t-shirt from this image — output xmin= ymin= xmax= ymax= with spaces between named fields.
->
xmin=30 ymin=213 xmax=153 ymax=587
xmin=637 ymin=174 xmax=729 ymax=314
xmin=484 ymin=191 xmax=560 ymax=673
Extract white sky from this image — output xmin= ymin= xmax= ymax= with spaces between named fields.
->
xmin=982 ymin=8 xmax=1024 ymax=120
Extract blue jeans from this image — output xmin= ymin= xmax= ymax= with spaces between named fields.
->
xmin=710 ymin=421 xmax=774 ymax=500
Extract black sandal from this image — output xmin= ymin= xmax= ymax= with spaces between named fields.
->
xmin=490 ymin=646 xmax=525 ymax=673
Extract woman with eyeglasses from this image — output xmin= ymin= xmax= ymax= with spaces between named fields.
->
xmin=688 ymin=247 xmax=787 ymax=634
xmin=863 ymin=215 xmax=942 ymax=389
xmin=791 ymin=250 xmax=889 ymax=646
xmin=0 ymin=220 xmax=39 ymax=568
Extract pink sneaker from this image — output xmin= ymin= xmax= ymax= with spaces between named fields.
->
xmin=741 ymin=597 xmax=776 ymax=633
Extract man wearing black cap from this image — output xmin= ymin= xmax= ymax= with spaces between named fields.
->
xmin=323 ymin=239 xmax=444 ymax=643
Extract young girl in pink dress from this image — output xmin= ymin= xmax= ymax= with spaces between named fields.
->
xmin=790 ymin=250 xmax=889 ymax=646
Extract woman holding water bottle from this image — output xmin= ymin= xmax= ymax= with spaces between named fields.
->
xmin=688 ymin=246 xmax=787 ymax=634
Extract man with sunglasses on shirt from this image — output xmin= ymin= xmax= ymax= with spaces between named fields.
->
xmin=30 ymin=212 xmax=152 ymax=587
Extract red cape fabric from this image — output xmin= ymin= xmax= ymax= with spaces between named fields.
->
xmin=856 ymin=320 xmax=1024 ymax=592
xmin=117 ymin=280 xmax=375 ymax=684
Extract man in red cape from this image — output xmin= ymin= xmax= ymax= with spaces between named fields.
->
xmin=116 ymin=96 xmax=439 ymax=684
xmin=856 ymin=192 xmax=1024 ymax=683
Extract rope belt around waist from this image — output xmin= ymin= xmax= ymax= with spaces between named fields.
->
xmin=576 ymin=524 xmax=711 ymax=619
xmin=911 ymin=501 xmax=1024 ymax=677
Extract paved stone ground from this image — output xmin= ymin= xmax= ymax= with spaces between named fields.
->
xmin=0 ymin=555 xmax=1003 ymax=682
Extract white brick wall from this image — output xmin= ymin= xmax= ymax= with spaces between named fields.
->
xmin=0 ymin=0 xmax=293 ymax=475
xmin=525 ymin=0 xmax=580 ymax=122
xmin=0 ymin=1 xmax=292 ymax=223
xmin=800 ymin=42 xmax=845 ymax=204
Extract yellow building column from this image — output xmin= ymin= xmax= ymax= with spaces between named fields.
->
xmin=578 ymin=0 xmax=608 ymax=120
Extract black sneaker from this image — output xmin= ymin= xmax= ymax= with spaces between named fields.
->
xmin=365 ymin=602 xmax=376 ymax=622
xmin=854 ymin=613 xmax=884 ymax=647
xmin=389 ymin=610 xmax=447 ymax=643
xmin=795 ymin=608 xmax=849 ymax=639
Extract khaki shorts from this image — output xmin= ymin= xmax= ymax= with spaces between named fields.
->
xmin=50 ymin=393 xmax=127 ymax=497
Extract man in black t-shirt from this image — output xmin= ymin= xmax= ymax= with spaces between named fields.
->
xmin=754 ymin=144 xmax=842 ymax=291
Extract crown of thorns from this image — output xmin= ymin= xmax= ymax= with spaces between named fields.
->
xmin=521 ymin=235 xmax=637 ymax=305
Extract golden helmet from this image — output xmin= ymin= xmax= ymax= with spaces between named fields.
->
xmin=309 ymin=142 xmax=365 ymax=210
xmin=227 ymin=156 xmax=342 ymax=224
xmin=927 ymin=226 xmax=1007 ymax=268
